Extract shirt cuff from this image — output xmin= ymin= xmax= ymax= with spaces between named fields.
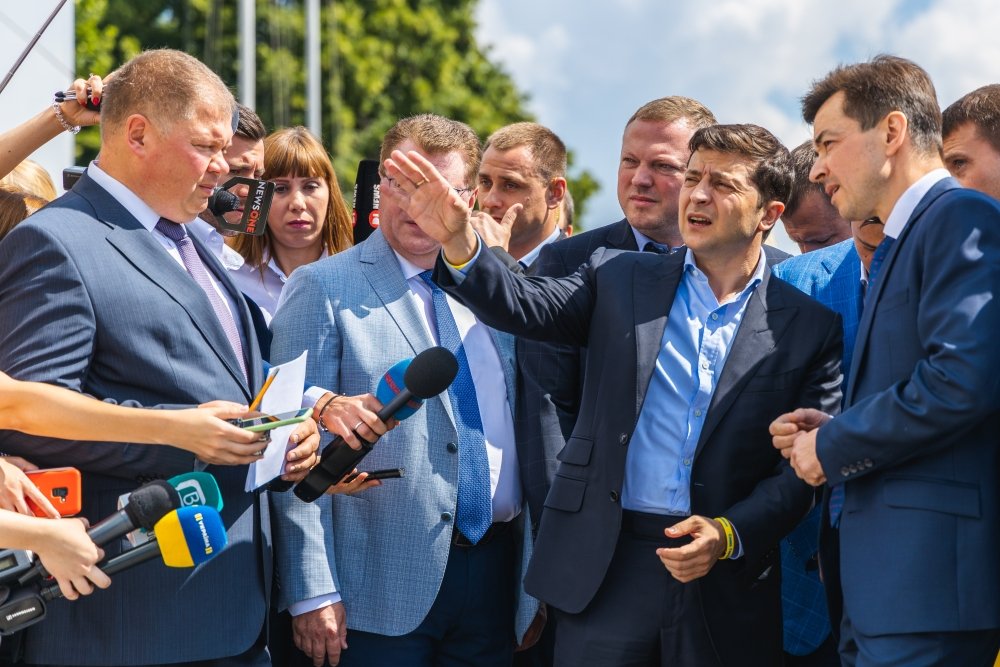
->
xmin=288 ymin=592 xmax=342 ymax=617
xmin=302 ymin=385 xmax=328 ymax=408
xmin=442 ymin=235 xmax=482 ymax=284
xmin=730 ymin=523 xmax=744 ymax=560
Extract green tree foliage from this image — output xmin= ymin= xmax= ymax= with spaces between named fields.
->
xmin=73 ymin=0 xmax=597 ymax=221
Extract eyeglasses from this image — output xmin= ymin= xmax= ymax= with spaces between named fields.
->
xmin=384 ymin=176 xmax=472 ymax=197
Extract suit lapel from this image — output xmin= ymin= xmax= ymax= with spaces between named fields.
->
xmin=847 ymin=178 xmax=958 ymax=404
xmin=608 ymin=218 xmax=639 ymax=251
xmin=696 ymin=273 xmax=793 ymax=457
xmin=634 ymin=255 xmax=684 ymax=416
xmin=82 ymin=176 xmax=253 ymax=397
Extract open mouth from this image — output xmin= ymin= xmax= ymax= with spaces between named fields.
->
xmin=687 ymin=213 xmax=711 ymax=227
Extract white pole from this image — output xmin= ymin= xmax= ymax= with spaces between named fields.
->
xmin=238 ymin=0 xmax=255 ymax=108
xmin=306 ymin=0 xmax=321 ymax=138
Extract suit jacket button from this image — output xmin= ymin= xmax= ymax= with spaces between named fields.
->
xmin=863 ymin=458 xmax=873 ymax=468
xmin=848 ymin=464 xmax=858 ymax=474
xmin=441 ymin=512 xmax=453 ymax=522
xmin=609 ymin=491 xmax=619 ymax=502
xmin=840 ymin=466 xmax=850 ymax=477
xmin=619 ymin=433 xmax=629 ymax=446
xmin=446 ymin=442 xmax=458 ymax=453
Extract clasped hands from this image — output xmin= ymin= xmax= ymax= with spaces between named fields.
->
xmin=769 ymin=407 xmax=832 ymax=486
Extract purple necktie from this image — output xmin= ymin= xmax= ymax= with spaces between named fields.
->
xmin=155 ymin=218 xmax=248 ymax=382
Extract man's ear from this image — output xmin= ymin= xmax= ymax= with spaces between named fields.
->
xmin=546 ymin=177 xmax=567 ymax=209
xmin=883 ymin=110 xmax=909 ymax=157
xmin=759 ymin=200 xmax=784 ymax=232
xmin=124 ymin=114 xmax=153 ymax=156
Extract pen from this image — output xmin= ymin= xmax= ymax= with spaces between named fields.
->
xmin=248 ymin=367 xmax=280 ymax=413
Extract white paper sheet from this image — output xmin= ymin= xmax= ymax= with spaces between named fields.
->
xmin=245 ymin=350 xmax=308 ymax=491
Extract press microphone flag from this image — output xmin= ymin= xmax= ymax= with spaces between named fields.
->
xmin=294 ymin=346 xmax=458 ymax=502
xmin=352 ymin=159 xmax=381 ymax=245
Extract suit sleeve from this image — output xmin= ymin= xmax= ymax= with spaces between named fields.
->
xmin=817 ymin=196 xmax=1000 ymax=478
xmin=433 ymin=243 xmax=597 ymax=346
xmin=0 ymin=221 xmax=194 ymax=478
xmin=268 ymin=264 xmax=342 ymax=610
xmin=727 ymin=308 xmax=843 ymax=567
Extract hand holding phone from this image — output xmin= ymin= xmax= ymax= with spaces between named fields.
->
xmin=342 ymin=468 xmax=405 ymax=484
xmin=25 ymin=467 xmax=82 ymax=517
xmin=233 ymin=408 xmax=312 ymax=433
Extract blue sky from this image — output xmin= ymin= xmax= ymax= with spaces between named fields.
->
xmin=475 ymin=0 xmax=1000 ymax=251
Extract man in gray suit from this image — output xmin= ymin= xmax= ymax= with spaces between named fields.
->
xmin=270 ymin=114 xmax=538 ymax=667
xmin=0 ymin=49 xmax=318 ymax=665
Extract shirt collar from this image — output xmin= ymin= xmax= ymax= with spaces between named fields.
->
xmin=632 ymin=227 xmax=682 ymax=253
xmin=517 ymin=226 xmax=563 ymax=269
xmin=683 ymin=246 xmax=766 ymax=304
xmin=189 ymin=218 xmax=246 ymax=271
xmin=883 ymin=168 xmax=950 ymax=239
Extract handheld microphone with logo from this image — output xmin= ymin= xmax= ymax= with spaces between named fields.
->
xmin=294 ymin=346 xmax=458 ymax=503
xmin=352 ymin=159 xmax=381 ymax=245
xmin=38 ymin=505 xmax=228 ymax=603
xmin=207 ymin=176 xmax=276 ymax=236
xmin=16 ymin=480 xmax=179 ymax=587
xmin=122 ymin=472 xmax=224 ymax=547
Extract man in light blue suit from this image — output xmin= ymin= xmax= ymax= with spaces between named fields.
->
xmin=774 ymin=55 xmax=1000 ymax=666
xmin=0 ymin=49 xmax=319 ymax=666
xmin=773 ymin=172 xmax=884 ymax=666
xmin=270 ymin=114 xmax=538 ymax=667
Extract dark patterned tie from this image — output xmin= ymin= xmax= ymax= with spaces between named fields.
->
xmin=155 ymin=218 xmax=248 ymax=382
xmin=643 ymin=241 xmax=669 ymax=254
xmin=418 ymin=271 xmax=492 ymax=543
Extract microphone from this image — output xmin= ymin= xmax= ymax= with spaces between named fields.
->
xmin=293 ymin=346 xmax=458 ymax=502
xmin=209 ymin=187 xmax=241 ymax=216
xmin=352 ymin=159 xmax=381 ymax=245
xmin=16 ymin=480 xmax=179 ymax=587
xmin=39 ymin=505 xmax=228 ymax=602
xmin=168 ymin=471 xmax=224 ymax=511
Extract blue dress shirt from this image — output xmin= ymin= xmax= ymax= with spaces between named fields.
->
xmin=622 ymin=248 xmax=765 ymax=516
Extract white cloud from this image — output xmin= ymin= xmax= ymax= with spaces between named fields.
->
xmin=476 ymin=0 xmax=1000 ymax=249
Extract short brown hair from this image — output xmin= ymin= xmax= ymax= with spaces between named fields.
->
xmin=943 ymin=84 xmax=1000 ymax=154
xmin=802 ymin=54 xmax=942 ymax=156
xmin=689 ymin=124 xmax=794 ymax=207
xmin=484 ymin=122 xmax=566 ymax=182
xmin=232 ymin=127 xmax=352 ymax=272
xmin=101 ymin=49 xmax=235 ymax=138
xmin=379 ymin=114 xmax=481 ymax=186
xmin=236 ymin=103 xmax=267 ymax=143
xmin=784 ymin=140 xmax=825 ymax=217
xmin=626 ymin=96 xmax=717 ymax=130
xmin=0 ymin=188 xmax=48 ymax=241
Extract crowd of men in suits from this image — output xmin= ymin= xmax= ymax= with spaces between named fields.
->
xmin=2 ymin=46 xmax=1000 ymax=667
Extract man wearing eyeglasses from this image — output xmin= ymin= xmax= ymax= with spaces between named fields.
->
xmin=270 ymin=113 xmax=539 ymax=667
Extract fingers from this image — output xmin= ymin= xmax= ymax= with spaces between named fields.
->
xmin=383 ymin=150 xmax=428 ymax=194
xmin=325 ymin=470 xmax=381 ymax=495
xmin=24 ymin=480 xmax=60 ymax=518
xmin=4 ymin=456 xmax=38 ymax=471
xmin=501 ymin=202 xmax=522 ymax=227
xmin=197 ymin=400 xmax=252 ymax=420
xmin=319 ymin=394 xmax=388 ymax=449
xmin=664 ymin=515 xmax=699 ymax=538
xmin=283 ymin=426 xmax=320 ymax=481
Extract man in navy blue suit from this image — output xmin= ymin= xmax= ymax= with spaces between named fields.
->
xmin=772 ymin=55 xmax=1000 ymax=666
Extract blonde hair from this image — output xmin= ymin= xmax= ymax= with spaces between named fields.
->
xmin=0 ymin=188 xmax=48 ymax=241
xmin=379 ymin=114 xmax=481 ymax=186
xmin=231 ymin=126 xmax=352 ymax=273
xmin=1 ymin=159 xmax=57 ymax=201
xmin=484 ymin=122 xmax=566 ymax=182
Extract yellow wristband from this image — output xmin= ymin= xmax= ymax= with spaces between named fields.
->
xmin=715 ymin=516 xmax=735 ymax=560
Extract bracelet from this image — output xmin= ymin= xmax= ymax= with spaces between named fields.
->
xmin=314 ymin=393 xmax=340 ymax=433
xmin=715 ymin=516 xmax=736 ymax=560
xmin=51 ymin=101 xmax=81 ymax=135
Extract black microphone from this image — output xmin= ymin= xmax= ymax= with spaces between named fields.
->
xmin=294 ymin=346 xmax=458 ymax=502
xmin=209 ymin=187 xmax=241 ymax=215
xmin=16 ymin=480 xmax=179 ymax=587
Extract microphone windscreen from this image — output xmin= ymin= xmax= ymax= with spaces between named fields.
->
xmin=168 ymin=471 xmax=224 ymax=511
xmin=154 ymin=505 xmax=228 ymax=567
xmin=404 ymin=346 xmax=458 ymax=399
xmin=375 ymin=358 xmax=423 ymax=420
xmin=209 ymin=188 xmax=241 ymax=215
xmin=352 ymin=159 xmax=381 ymax=245
xmin=123 ymin=480 xmax=181 ymax=531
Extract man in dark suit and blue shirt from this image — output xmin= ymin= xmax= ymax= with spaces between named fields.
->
xmin=0 ymin=49 xmax=319 ymax=666
xmin=385 ymin=123 xmax=843 ymax=666
xmin=772 ymin=55 xmax=1000 ymax=667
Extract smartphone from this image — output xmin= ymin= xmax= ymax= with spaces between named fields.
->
xmin=25 ymin=467 xmax=82 ymax=517
xmin=343 ymin=468 xmax=405 ymax=484
xmin=235 ymin=407 xmax=312 ymax=433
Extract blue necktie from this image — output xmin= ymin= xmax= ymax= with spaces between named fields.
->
xmin=867 ymin=236 xmax=895 ymax=292
xmin=418 ymin=271 xmax=492 ymax=544
xmin=830 ymin=236 xmax=896 ymax=527
xmin=643 ymin=241 xmax=669 ymax=254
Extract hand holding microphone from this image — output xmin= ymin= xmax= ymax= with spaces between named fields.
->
xmin=294 ymin=347 xmax=458 ymax=502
